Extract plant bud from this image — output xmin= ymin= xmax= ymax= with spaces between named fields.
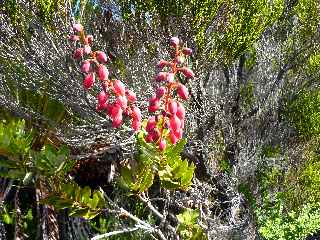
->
xmin=148 ymin=96 xmax=160 ymax=112
xmin=112 ymin=115 xmax=122 ymax=128
xmin=182 ymin=47 xmax=193 ymax=56
xmin=73 ymin=23 xmax=83 ymax=33
xmin=113 ymin=80 xmax=126 ymax=96
xmin=176 ymin=102 xmax=185 ymax=120
xmin=169 ymin=115 xmax=181 ymax=132
xmin=105 ymin=103 xmax=113 ymax=116
xmin=97 ymin=65 xmax=109 ymax=80
xmin=175 ymin=56 xmax=185 ymax=64
xmin=156 ymin=86 xmax=166 ymax=98
xmin=126 ymin=90 xmax=137 ymax=102
xmin=155 ymin=72 xmax=167 ymax=82
xmin=111 ymin=104 xmax=122 ymax=118
xmin=131 ymin=106 xmax=141 ymax=120
xmin=148 ymin=95 xmax=160 ymax=112
xmin=69 ymin=35 xmax=79 ymax=41
xmin=84 ymin=45 xmax=91 ymax=54
xmin=116 ymin=95 xmax=128 ymax=109
xmin=166 ymin=73 xmax=175 ymax=83
xmin=81 ymin=60 xmax=91 ymax=73
xmin=169 ymin=132 xmax=178 ymax=144
xmin=96 ymin=51 xmax=108 ymax=63
xmin=177 ymin=84 xmax=188 ymax=100
xmin=168 ymin=100 xmax=178 ymax=115
xmin=159 ymin=139 xmax=166 ymax=151
xmin=83 ymin=73 xmax=95 ymax=89
xmin=132 ymin=119 xmax=141 ymax=132
xmin=157 ymin=60 xmax=169 ymax=69
xmin=146 ymin=116 xmax=156 ymax=133
xmin=180 ymin=67 xmax=194 ymax=79
xmin=73 ymin=48 xmax=84 ymax=59
xmin=96 ymin=102 xmax=108 ymax=111
xmin=151 ymin=128 xmax=160 ymax=142
xmin=174 ymin=129 xmax=183 ymax=140
xmin=86 ymin=35 xmax=93 ymax=44
xmin=98 ymin=91 xmax=108 ymax=105
xmin=170 ymin=37 xmax=179 ymax=48
xmin=145 ymin=133 xmax=154 ymax=143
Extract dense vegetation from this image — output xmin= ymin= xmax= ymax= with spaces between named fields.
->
xmin=0 ymin=0 xmax=319 ymax=239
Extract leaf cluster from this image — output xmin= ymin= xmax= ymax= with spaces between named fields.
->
xmin=176 ymin=208 xmax=207 ymax=240
xmin=121 ymin=132 xmax=195 ymax=192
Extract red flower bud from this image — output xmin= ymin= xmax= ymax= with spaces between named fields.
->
xmin=151 ymin=128 xmax=160 ymax=142
xmin=96 ymin=102 xmax=108 ymax=111
xmin=145 ymin=133 xmax=153 ymax=143
xmin=175 ymin=56 xmax=185 ymax=64
xmin=132 ymin=119 xmax=141 ymax=132
xmin=86 ymin=35 xmax=93 ymax=44
xmin=170 ymin=37 xmax=179 ymax=48
xmin=112 ymin=115 xmax=123 ymax=128
xmin=96 ymin=51 xmax=108 ymax=63
xmin=148 ymin=105 xmax=159 ymax=112
xmin=105 ymin=103 xmax=113 ymax=116
xmin=179 ymin=67 xmax=194 ymax=79
xmin=148 ymin=96 xmax=160 ymax=112
xmin=168 ymin=100 xmax=178 ymax=115
xmin=146 ymin=116 xmax=156 ymax=133
xmin=69 ymin=35 xmax=80 ymax=41
xmin=115 ymin=95 xmax=128 ymax=109
xmin=169 ymin=115 xmax=181 ymax=132
xmin=174 ymin=129 xmax=183 ymax=140
xmin=166 ymin=73 xmax=175 ymax=83
xmin=84 ymin=45 xmax=91 ymax=54
xmin=83 ymin=73 xmax=95 ymax=89
xmin=73 ymin=23 xmax=83 ymax=33
xmin=155 ymin=72 xmax=167 ymax=82
xmin=157 ymin=60 xmax=169 ymax=69
xmin=81 ymin=60 xmax=91 ymax=73
xmin=111 ymin=104 xmax=122 ymax=118
xmin=131 ymin=106 xmax=141 ymax=120
xmin=156 ymin=86 xmax=166 ymax=98
xmin=113 ymin=80 xmax=125 ymax=96
xmin=126 ymin=90 xmax=137 ymax=102
xmin=182 ymin=48 xmax=193 ymax=56
xmin=177 ymin=84 xmax=188 ymax=100
xmin=159 ymin=139 xmax=166 ymax=151
xmin=176 ymin=102 xmax=185 ymax=120
xmin=98 ymin=91 xmax=108 ymax=105
xmin=169 ymin=132 xmax=178 ymax=144
xmin=97 ymin=65 xmax=109 ymax=80
xmin=73 ymin=48 xmax=84 ymax=59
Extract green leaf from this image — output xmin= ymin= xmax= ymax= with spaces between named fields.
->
xmin=82 ymin=210 xmax=101 ymax=220
xmin=80 ymin=186 xmax=91 ymax=204
xmin=69 ymin=208 xmax=89 ymax=217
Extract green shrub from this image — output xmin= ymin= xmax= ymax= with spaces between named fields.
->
xmin=284 ymin=90 xmax=320 ymax=139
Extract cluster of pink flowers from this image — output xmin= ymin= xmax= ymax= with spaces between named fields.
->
xmin=145 ymin=36 xmax=194 ymax=151
xmin=70 ymin=23 xmax=141 ymax=130
xmin=70 ymin=24 xmax=194 ymax=151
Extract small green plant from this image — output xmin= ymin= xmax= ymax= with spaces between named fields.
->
xmin=261 ymin=145 xmax=281 ymax=158
xmin=177 ymin=208 xmax=207 ymax=240
xmin=0 ymin=119 xmax=106 ymax=220
xmin=121 ymin=135 xmax=195 ymax=192
xmin=257 ymin=198 xmax=320 ymax=240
